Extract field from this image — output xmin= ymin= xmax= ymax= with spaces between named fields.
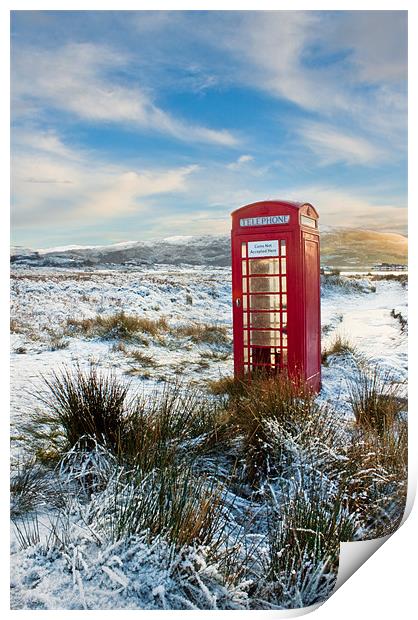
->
xmin=10 ymin=264 xmax=408 ymax=610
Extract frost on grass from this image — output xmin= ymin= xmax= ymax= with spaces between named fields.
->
xmin=11 ymin=361 xmax=407 ymax=610
xmin=10 ymin=266 xmax=408 ymax=610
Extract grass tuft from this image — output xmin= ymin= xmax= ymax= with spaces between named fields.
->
xmin=321 ymin=334 xmax=355 ymax=365
xmin=10 ymin=459 xmax=49 ymax=517
xmin=223 ymin=374 xmax=320 ymax=483
xmin=67 ymin=312 xmax=169 ymax=341
xmin=26 ymin=365 xmax=131 ymax=456
xmin=347 ymin=363 xmax=405 ymax=435
xmin=174 ymin=322 xmax=230 ymax=345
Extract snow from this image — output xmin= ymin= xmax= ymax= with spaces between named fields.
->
xmin=37 ymin=241 xmax=139 ymax=254
xmin=10 ymin=265 xmax=408 ymax=609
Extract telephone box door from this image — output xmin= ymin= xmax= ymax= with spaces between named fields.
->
xmin=232 ymin=233 xmax=290 ymax=376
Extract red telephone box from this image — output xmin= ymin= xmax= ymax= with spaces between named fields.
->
xmin=231 ymin=200 xmax=321 ymax=392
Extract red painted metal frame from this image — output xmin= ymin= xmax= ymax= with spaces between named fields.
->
xmin=231 ymin=200 xmax=321 ymax=392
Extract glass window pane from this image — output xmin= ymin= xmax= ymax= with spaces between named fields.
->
xmin=281 ymin=258 xmax=286 ymax=275
xmin=243 ymin=278 xmax=247 ymax=293
xmin=251 ymin=347 xmax=272 ymax=366
xmin=282 ymin=294 xmax=287 ymax=309
xmin=250 ymin=312 xmax=281 ymax=329
xmin=243 ymin=295 xmax=248 ymax=310
xmin=249 ymin=295 xmax=281 ymax=310
xmin=244 ymin=330 xmax=248 ymax=346
xmin=242 ymin=261 xmax=247 ymax=276
xmin=241 ymin=243 xmax=247 ymax=258
xmin=249 ymin=258 xmax=279 ymax=275
xmin=281 ymin=240 xmax=286 ymax=255
xmin=249 ymin=277 xmax=280 ymax=293
xmin=282 ymin=349 xmax=288 ymax=365
xmin=281 ymin=277 xmax=287 ymax=293
xmin=243 ymin=312 xmax=248 ymax=328
xmin=251 ymin=330 xmax=281 ymax=346
xmin=282 ymin=312 xmax=287 ymax=327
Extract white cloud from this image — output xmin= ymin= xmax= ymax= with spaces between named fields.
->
xmin=329 ymin=11 xmax=407 ymax=84
xmin=297 ymin=122 xmax=386 ymax=166
xmin=74 ymin=166 xmax=198 ymax=219
xmin=12 ymin=129 xmax=199 ymax=227
xmin=221 ymin=12 xmax=346 ymax=113
xmin=227 ymin=154 xmax=254 ymax=170
xmin=213 ymin=11 xmax=406 ymax=152
xmin=283 ymin=185 xmax=407 ymax=233
xmin=12 ymin=43 xmax=238 ymax=147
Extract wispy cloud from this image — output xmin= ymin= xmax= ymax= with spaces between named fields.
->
xmin=284 ymin=185 xmax=407 ymax=234
xmin=227 ymin=154 xmax=254 ymax=170
xmin=12 ymin=129 xmax=199 ymax=227
xmin=297 ymin=122 xmax=386 ymax=166
xmin=12 ymin=42 xmax=238 ymax=147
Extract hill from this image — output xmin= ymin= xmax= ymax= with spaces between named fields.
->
xmin=320 ymin=229 xmax=407 ymax=269
xmin=11 ymin=229 xmax=407 ymax=270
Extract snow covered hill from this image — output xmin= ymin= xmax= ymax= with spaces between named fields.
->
xmin=11 ymin=228 xmax=407 ymax=270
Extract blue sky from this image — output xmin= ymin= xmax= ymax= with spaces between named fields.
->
xmin=10 ymin=10 xmax=407 ymax=248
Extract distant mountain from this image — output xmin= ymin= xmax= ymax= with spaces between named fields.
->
xmin=11 ymin=228 xmax=407 ymax=270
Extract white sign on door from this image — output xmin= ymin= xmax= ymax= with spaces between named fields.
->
xmin=247 ymin=240 xmax=279 ymax=258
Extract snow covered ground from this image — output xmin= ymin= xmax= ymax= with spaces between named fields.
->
xmin=10 ymin=265 xmax=408 ymax=609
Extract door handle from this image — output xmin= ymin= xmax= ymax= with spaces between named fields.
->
xmin=235 ymin=298 xmax=241 ymax=308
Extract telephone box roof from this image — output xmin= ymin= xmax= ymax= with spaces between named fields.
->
xmin=231 ymin=200 xmax=317 ymax=217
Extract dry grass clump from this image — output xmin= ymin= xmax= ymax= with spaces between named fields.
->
xmin=18 ymin=366 xmax=229 ymax=551
xmin=10 ymin=459 xmax=50 ymax=517
xmin=224 ymin=374 xmax=320 ymax=483
xmin=339 ymin=361 xmax=408 ymax=537
xmin=265 ymin=479 xmax=356 ymax=606
xmin=88 ymin=464 xmax=226 ymax=549
xmin=321 ymin=334 xmax=355 ymax=365
xmin=22 ymin=365 xmax=224 ymax=470
xmin=123 ymin=382 xmax=225 ymax=470
xmin=22 ymin=366 xmax=131 ymax=459
xmin=343 ymin=417 xmax=407 ymax=538
xmin=347 ymin=363 xmax=405 ymax=435
xmin=174 ymin=322 xmax=230 ymax=345
xmin=207 ymin=375 xmax=247 ymax=398
xmin=321 ymin=273 xmax=370 ymax=294
xmin=10 ymin=318 xmax=24 ymax=333
xmin=67 ymin=312 xmax=169 ymax=341
xmin=128 ymin=350 xmax=158 ymax=367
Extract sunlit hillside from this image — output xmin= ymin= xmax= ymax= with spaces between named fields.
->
xmin=320 ymin=229 xmax=407 ymax=270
